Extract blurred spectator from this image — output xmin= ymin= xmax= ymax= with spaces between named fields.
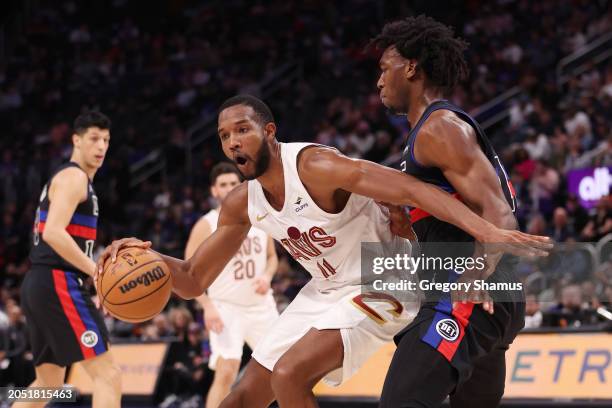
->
xmin=548 ymin=207 xmax=574 ymax=242
xmin=581 ymin=280 xmax=599 ymax=309
xmin=565 ymin=194 xmax=589 ymax=235
xmin=530 ymin=160 xmax=560 ymax=218
xmin=169 ymin=306 xmax=193 ymax=341
xmin=524 ymin=294 xmax=543 ymax=329
xmin=141 ymin=324 xmax=160 ymax=341
xmin=581 ymin=197 xmax=612 ymax=241
xmin=513 ymin=148 xmax=536 ymax=180
xmin=543 ymin=284 xmax=598 ymax=328
xmin=563 ymin=104 xmax=592 ymax=143
xmin=604 ymin=286 xmax=612 ymax=305
xmin=156 ymin=322 xmax=211 ymax=407
xmin=0 ymin=304 xmax=34 ymax=386
xmin=347 ymin=120 xmax=375 ymax=159
xmin=523 ymin=131 xmax=551 ymax=161
xmin=526 ymin=214 xmax=547 ymax=236
xmin=365 ymin=130 xmax=394 ymax=163
xmin=153 ymin=313 xmax=175 ymax=338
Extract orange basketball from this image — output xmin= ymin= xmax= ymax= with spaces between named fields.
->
xmin=99 ymin=247 xmax=172 ymax=323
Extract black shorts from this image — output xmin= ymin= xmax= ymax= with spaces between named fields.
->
xmin=20 ymin=266 xmax=110 ymax=367
xmin=380 ymin=295 xmax=525 ymax=408
xmin=381 ymin=245 xmax=525 ymax=407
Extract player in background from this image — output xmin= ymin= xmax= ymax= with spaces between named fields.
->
xmin=17 ymin=111 xmax=121 ymax=408
xmin=98 ymin=96 xmax=551 ymax=407
xmin=185 ymin=162 xmax=279 ymax=408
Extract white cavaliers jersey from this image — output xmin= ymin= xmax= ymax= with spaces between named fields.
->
xmin=247 ymin=143 xmax=412 ymax=289
xmin=204 ymin=209 xmax=272 ymax=306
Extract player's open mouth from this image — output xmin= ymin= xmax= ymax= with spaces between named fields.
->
xmin=234 ymin=154 xmax=248 ymax=166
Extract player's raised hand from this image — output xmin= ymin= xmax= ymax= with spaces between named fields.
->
xmin=253 ymin=275 xmax=272 ymax=295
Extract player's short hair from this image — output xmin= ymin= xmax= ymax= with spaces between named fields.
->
xmin=372 ymin=15 xmax=469 ymax=94
xmin=210 ymin=162 xmax=242 ymax=185
xmin=73 ymin=110 xmax=112 ymax=135
xmin=218 ymin=94 xmax=275 ymax=126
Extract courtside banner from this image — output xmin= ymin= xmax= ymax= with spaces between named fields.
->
xmin=314 ymin=333 xmax=612 ymax=400
xmin=504 ymin=332 xmax=612 ymax=399
xmin=67 ymin=342 xmax=168 ymax=395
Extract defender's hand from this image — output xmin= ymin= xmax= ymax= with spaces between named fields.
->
xmin=451 ymin=273 xmax=495 ymax=315
xmin=479 ymin=228 xmax=552 ymax=258
xmin=377 ymin=202 xmax=417 ymax=241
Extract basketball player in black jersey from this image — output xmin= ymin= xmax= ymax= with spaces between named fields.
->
xmin=17 ymin=112 xmax=121 ymax=408
xmin=373 ymin=16 xmax=540 ymax=407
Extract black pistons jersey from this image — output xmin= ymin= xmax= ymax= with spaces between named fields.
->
xmin=30 ymin=162 xmax=99 ymax=272
xmin=401 ymin=100 xmax=517 ymax=243
xmin=387 ymin=102 xmax=525 ymax=403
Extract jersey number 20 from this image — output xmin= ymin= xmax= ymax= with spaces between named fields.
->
xmin=233 ymin=259 xmax=255 ymax=280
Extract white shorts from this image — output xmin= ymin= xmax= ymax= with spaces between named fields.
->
xmin=252 ymin=281 xmax=416 ymax=386
xmin=208 ymin=296 xmax=279 ymax=370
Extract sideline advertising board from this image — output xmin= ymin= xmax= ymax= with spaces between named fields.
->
xmin=314 ymin=333 xmax=612 ymax=401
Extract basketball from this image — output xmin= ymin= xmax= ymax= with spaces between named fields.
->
xmin=99 ymin=247 xmax=172 ymax=323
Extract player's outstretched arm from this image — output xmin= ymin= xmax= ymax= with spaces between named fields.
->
xmin=43 ymin=167 xmax=97 ymax=277
xmin=298 ymin=147 xmax=552 ymax=256
xmin=96 ymin=184 xmax=251 ymax=299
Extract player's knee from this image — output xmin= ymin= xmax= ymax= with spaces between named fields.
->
xmin=215 ymin=363 xmax=239 ymax=386
xmin=270 ymin=359 xmax=300 ymax=391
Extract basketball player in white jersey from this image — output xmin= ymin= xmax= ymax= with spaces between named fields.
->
xmin=184 ymin=162 xmax=279 ymax=408
xmin=98 ymin=95 xmax=551 ymax=407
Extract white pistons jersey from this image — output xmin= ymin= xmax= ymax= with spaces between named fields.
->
xmin=203 ymin=209 xmax=272 ymax=306
xmin=247 ymin=143 xmax=412 ymax=289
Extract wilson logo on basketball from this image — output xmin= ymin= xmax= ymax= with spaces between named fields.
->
xmin=119 ymin=266 xmax=167 ymax=294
